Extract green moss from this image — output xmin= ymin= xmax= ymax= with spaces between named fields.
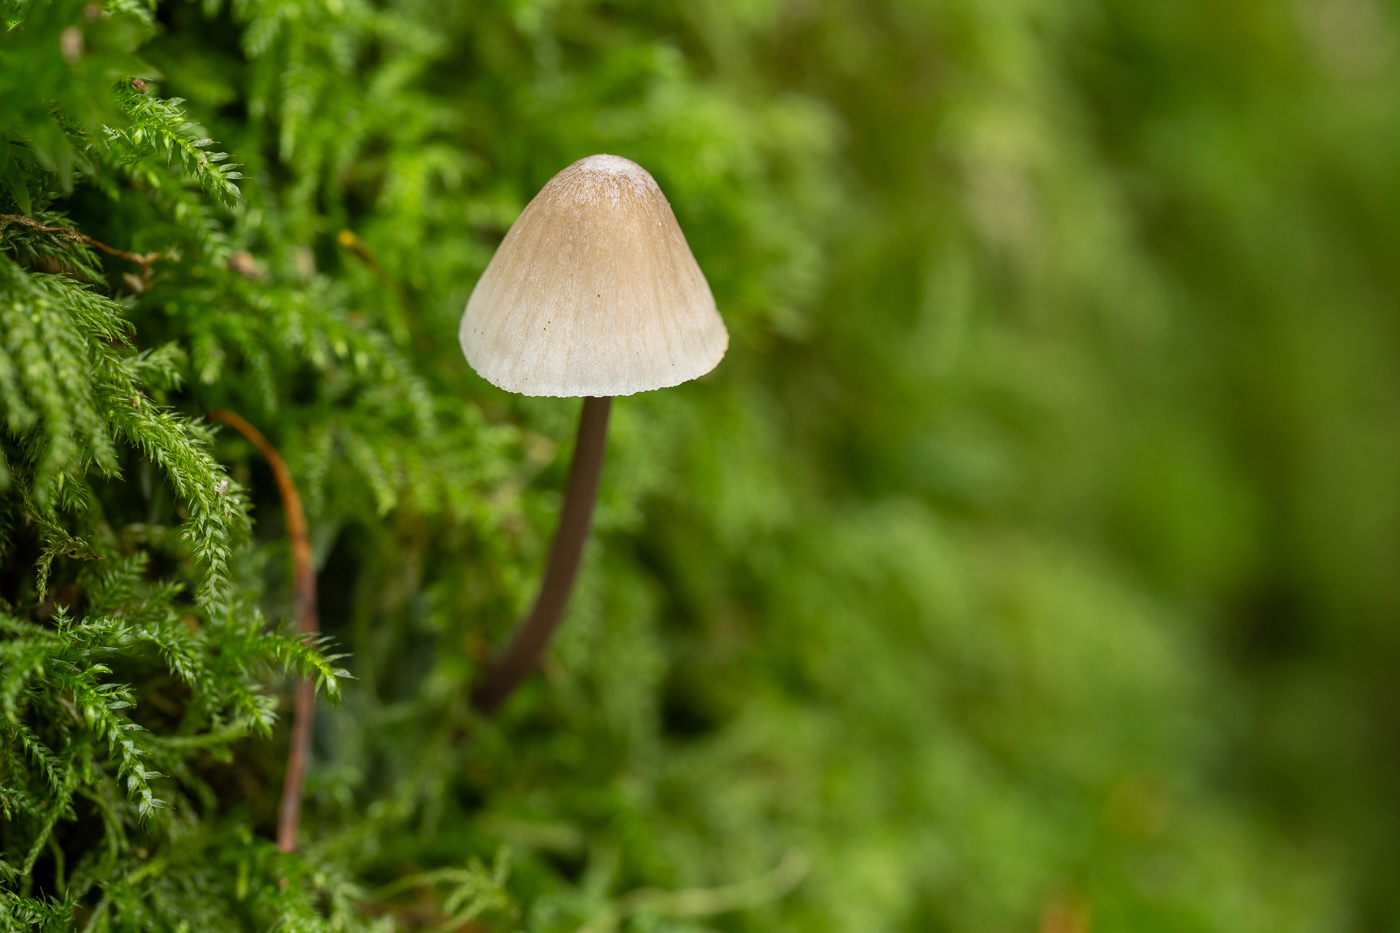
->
xmin=3 ymin=0 xmax=1398 ymax=929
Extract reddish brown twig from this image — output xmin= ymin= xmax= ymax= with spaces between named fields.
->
xmin=208 ymin=409 xmax=318 ymax=854
xmin=0 ymin=213 xmax=173 ymax=285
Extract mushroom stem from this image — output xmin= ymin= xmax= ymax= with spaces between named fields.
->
xmin=473 ymin=395 xmax=613 ymax=714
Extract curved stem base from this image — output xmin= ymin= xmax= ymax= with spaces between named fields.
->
xmin=472 ymin=395 xmax=613 ymax=715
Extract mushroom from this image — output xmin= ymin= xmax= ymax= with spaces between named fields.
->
xmin=461 ymin=154 xmax=727 ymax=714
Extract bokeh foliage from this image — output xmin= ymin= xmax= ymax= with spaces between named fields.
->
xmin=3 ymin=0 xmax=1398 ymax=930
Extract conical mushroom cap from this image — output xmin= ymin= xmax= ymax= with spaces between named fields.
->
xmin=459 ymin=154 xmax=728 ymax=397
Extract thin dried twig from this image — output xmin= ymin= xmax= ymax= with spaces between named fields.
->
xmin=207 ymin=409 xmax=318 ymax=854
xmin=0 ymin=213 xmax=173 ymax=280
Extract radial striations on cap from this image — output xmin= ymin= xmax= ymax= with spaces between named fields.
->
xmin=460 ymin=154 xmax=729 ymax=397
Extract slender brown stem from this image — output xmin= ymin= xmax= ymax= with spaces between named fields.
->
xmin=207 ymin=409 xmax=318 ymax=853
xmin=472 ymin=396 xmax=612 ymax=715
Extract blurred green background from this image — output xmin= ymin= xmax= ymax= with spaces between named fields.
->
xmin=4 ymin=0 xmax=1400 ymax=929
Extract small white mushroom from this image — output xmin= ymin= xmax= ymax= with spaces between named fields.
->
xmin=460 ymin=153 xmax=727 ymax=398
xmin=461 ymin=154 xmax=727 ymax=712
